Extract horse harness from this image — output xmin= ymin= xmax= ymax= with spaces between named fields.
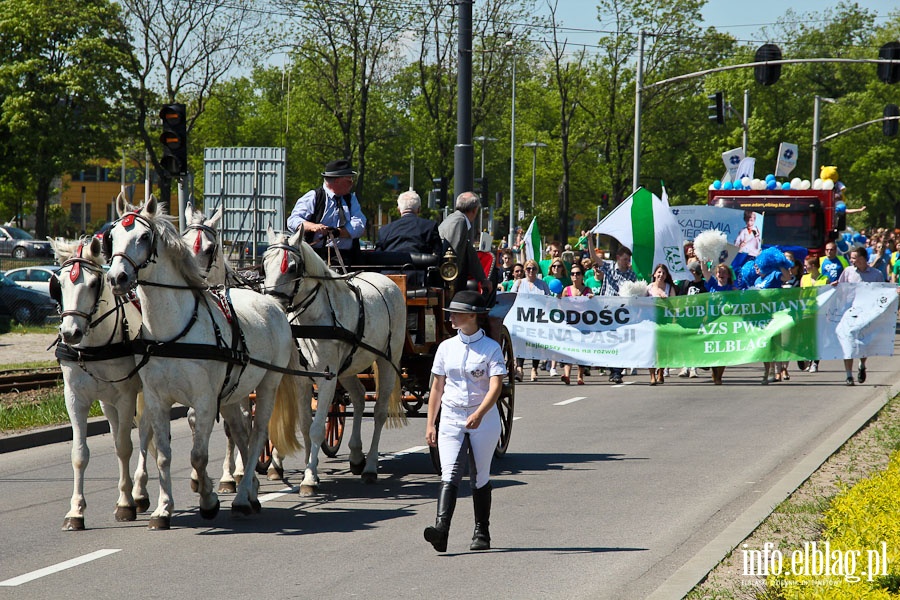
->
xmin=268 ymin=242 xmax=399 ymax=379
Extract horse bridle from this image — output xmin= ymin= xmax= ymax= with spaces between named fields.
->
xmin=106 ymin=212 xmax=158 ymax=278
xmin=265 ymin=242 xmax=306 ymax=305
xmin=185 ymin=222 xmax=219 ymax=277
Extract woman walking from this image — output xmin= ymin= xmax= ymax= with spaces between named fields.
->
xmin=424 ymin=291 xmax=507 ymax=552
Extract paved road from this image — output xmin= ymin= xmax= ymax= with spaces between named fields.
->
xmin=1 ymin=352 xmax=899 ymax=599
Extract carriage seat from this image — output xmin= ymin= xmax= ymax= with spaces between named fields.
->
xmin=352 ymin=251 xmax=442 ymax=290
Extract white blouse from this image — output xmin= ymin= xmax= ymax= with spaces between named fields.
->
xmin=431 ymin=329 xmax=507 ymax=409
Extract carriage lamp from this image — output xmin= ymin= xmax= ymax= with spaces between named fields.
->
xmin=440 ymin=248 xmax=459 ymax=282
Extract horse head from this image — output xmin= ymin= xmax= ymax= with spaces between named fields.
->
xmin=183 ymin=202 xmax=223 ymax=283
xmin=262 ymin=225 xmax=306 ymax=307
xmin=106 ymin=195 xmax=160 ymax=296
xmin=51 ymin=236 xmax=109 ymax=345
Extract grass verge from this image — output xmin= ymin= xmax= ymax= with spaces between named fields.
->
xmin=686 ymin=393 xmax=900 ymax=599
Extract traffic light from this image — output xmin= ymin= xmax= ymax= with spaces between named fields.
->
xmin=878 ymin=42 xmax=900 ymax=84
xmin=707 ymin=92 xmax=725 ymax=125
xmin=885 ymin=104 xmax=900 ymax=136
xmin=754 ymin=43 xmax=782 ymax=86
xmin=475 ymin=176 xmax=489 ymax=206
xmin=431 ymin=176 xmax=447 ymax=208
xmin=159 ymin=103 xmax=187 ymax=177
xmin=600 ymin=192 xmax=610 ymax=210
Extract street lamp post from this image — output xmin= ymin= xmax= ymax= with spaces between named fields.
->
xmin=507 ymin=38 xmax=517 ymax=246
xmin=811 ymin=95 xmax=836 ymax=180
xmin=523 ymin=141 xmax=547 ymax=213
xmin=474 ymin=135 xmax=496 ymax=235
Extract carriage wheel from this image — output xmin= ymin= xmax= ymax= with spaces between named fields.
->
xmin=321 ymin=398 xmax=346 ymax=458
xmin=494 ymin=325 xmax=515 ymax=457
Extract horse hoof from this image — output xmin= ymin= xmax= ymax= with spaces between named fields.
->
xmin=218 ymin=481 xmax=237 ymax=494
xmin=190 ymin=478 xmax=199 ymax=493
xmin=148 ymin=516 xmax=171 ymax=530
xmin=361 ymin=472 xmax=378 ymax=485
xmin=62 ymin=517 xmax=85 ymax=531
xmin=251 ymin=499 xmax=261 ymax=513
xmin=199 ymin=499 xmax=220 ymax=520
xmin=299 ymin=484 xmax=317 ymax=497
xmin=349 ymin=460 xmax=366 ymax=475
xmin=266 ymin=466 xmax=283 ymax=481
xmin=234 ymin=473 xmax=243 ymax=485
xmin=115 ymin=506 xmax=137 ymax=522
xmin=231 ymin=503 xmax=253 ymax=517
xmin=135 ymin=498 xmax=151 ymax=513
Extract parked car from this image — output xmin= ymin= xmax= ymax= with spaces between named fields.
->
xmin=0 ymin=271 xmax=59 ymax=324
xmin=0 ymin=225 xmax=52 ymax=259
xmin=3 ymin=266 xmax=61 ymax=297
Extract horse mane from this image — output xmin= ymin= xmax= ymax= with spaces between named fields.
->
xmin=147 ymin=211 xmax=208 ymax=289
xmin=51 ymin=236 xmax=104 ymax=268
xmin=298 ymin=239 xmax=337 ymax=279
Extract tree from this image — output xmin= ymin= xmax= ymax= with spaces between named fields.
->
xmin=0 ymin=0 xmax=134 ymax=237
xmin=120 ymin=0 xmax=266 ymax=208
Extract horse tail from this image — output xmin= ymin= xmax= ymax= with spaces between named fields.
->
xmin=269 ymin=352 xmax=303 ymax=457
xmin=374 ymin=361 xmax=407 ymax=429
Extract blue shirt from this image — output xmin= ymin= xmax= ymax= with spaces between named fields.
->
xmin=820 ymin=256 xmax=847 ymax=283
xmin=287 ymin=186 xmax=366 ymax=250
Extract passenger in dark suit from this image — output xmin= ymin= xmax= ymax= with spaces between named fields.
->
xmin=438 ymin=191 xmax=490 ymax=293
xmin=376 ymin=190 xmax=442 ymax=255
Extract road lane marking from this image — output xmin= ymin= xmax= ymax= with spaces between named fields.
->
xmin=378 ymin=445 xmax=428 ymax=462
xmin=0 ymin=549 xmax=121 ymax=587
xmin=259 ymin=486 xmax=299 ymax=503
xmin=554 ymin=397 xmax=586 ymax=406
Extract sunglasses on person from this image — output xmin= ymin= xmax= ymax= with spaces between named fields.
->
xmin=525 ymin=267 xmax=537 ymax=272
xmin=551 ymin=264 xmax=563 ymax=269
xmin=571 ymin=271 xmax=583 ymax=276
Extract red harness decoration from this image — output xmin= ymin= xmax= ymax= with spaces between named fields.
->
xmin=193 ymin=231 xmax=203 ymax=254
xmin=281 ymin=250 xmax=289 ymax=274
xmin=213 ymin=293 xmax=234 ymax=324
xmin=70 ymin=243 xmax=83 ymax=282
xmin=121 ymin=213 xmax=136 ymax=227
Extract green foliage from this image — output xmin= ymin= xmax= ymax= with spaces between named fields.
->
xmin=0 ymin=387 xmax=103 ymax=433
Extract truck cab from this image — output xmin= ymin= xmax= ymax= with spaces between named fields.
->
xmin=707 ymin=188 xmax=837 ymax=259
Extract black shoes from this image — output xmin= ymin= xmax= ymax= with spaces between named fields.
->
xmin=858 ymin=366 xmax=866 ymax=384
xmin=846 ymin=376 xmax=855 ymax=386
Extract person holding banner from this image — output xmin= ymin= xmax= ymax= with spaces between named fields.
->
xmin=699 ymin=261 xmax=735 ymax=385
xmin=511 ymin=259 xmax=552 ymax=381
xmin=647 ymin=264 xmax=677 ymax=385
xmin=836 ymin=248 xmax=886 ymax=386
xmin=595 ymin=246 xmax=637 ymax=384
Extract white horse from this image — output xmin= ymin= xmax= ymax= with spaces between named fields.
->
xmin=262 ymin=226 xmax=406 ymax=495
xmin=105 ymin=196 xmax=301 ymax=528
xmin=51 ymin=235 xmax=146 ymax=530
xmin=182 ymin=202 xmax=250 ymax=494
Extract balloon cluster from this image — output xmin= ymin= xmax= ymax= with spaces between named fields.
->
xmin=835 ymin=230 xmax=866 ymax=254
xmin=709 ymin=174 xmax=837 ymax=192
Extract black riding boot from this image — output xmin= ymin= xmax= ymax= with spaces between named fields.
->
xmin=470 ymin=482 xmax=492 ymax=551
xmin=424 ymin=482 xmax=458 ymax=552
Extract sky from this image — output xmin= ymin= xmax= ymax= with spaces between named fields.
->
xmin=544 ymin=1 xmax=899 ymax=52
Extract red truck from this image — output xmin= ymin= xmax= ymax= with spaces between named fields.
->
xmin=707 ymin=188 xmax=842 ymax=260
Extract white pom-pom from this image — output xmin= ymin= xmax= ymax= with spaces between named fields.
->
xmin=823 ymin=179 xmax=834 ymax=190
xmin=693 ymin=229 xmax=727 ymax=262
xmin=812 ymin=178 xmax=823 ymax=190
xmin=618 ymin=280 xmax=649 ymax=297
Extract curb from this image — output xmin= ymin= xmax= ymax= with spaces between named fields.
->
xmin=0 ymin=406 xmax=189 ymax=455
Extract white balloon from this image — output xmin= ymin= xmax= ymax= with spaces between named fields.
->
xmin=812 ymin=178 xmax=823 ymax=190
xmin=709 ymin=184 xmax=716 ymax=190
xmin=790 ymin=177 xmax=802 ymax=190
xmin=823 ymin=179 xmax=835 ymax=190
xmin=800 ymin=179 xmax=811 ymax=190
xmin=741 ymin=176 xmax=751 ymax=187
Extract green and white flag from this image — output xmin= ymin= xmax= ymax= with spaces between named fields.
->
xmin=590 ymin=187 xmax=688 ymax=281
xmin=522 ymin=217 xmax=541 ymax=262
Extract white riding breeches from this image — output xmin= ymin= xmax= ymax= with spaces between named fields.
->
xmin=437 ymin=404 xmax=500 ymax=489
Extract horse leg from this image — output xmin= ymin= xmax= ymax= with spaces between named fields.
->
xmin=145 ymin=397 xmax=176 ymax=530
xmin=217 ymin=420 xmax=237 ymax=494
xmin=103 ymin=400 xmax=138 ymax=522
xmin=132 ymin=407 xmax=153 ymax=514
xmin=233 ymin=379 xmax=278 ymax=516
xmin=220 ymin=404 xmax=254 ymax=516
xmin=341 ymin=375 xmax=367 ymax=476
xmin=362 ymin=360 xmax=400 ymax=485
xmin=186 ymin=407 xmax=201 ymax=494
xmin=300 ymin=378 xmax=334 ymax=497
xmin=233 ymin=397 xmax=250 ymax=485
xmin=62 ymin=390 xmax=90 ymax=531
xmin=188 ymin=401 xmax=219 ymax=520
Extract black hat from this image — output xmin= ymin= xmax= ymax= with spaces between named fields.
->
xmin=444 ymin=290 xmax=490 ymax=314
xmin=321 ymin=159 xmax=358 ymax=178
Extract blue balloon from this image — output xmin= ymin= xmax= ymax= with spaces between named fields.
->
xmin=765 ymin=174 xmax=776 ymax=182
xmin=548 ymin=278 xmax=563 ymax=295
xmin=837 ymin=239 xmax=850 ymax=253
xmin=842 ymin=232 xmax=852 ymax=242
xmin=713 ymin=180 xmax=722 ymax=189
xmin=733 ymin=181 xmax=743 ymax=190
xmin=723 ymin=181 xmax=733 ymax=190
xmin=766 ymin=179 xmax=777 ymax=190
xmin=835 ymin=201 xmax=846 ymax=214
xmin=781 ymin=182 xmax=791 ymax=190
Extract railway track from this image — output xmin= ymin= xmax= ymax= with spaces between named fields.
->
xmin=0 ymin=368 xmax=63 ymax=394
